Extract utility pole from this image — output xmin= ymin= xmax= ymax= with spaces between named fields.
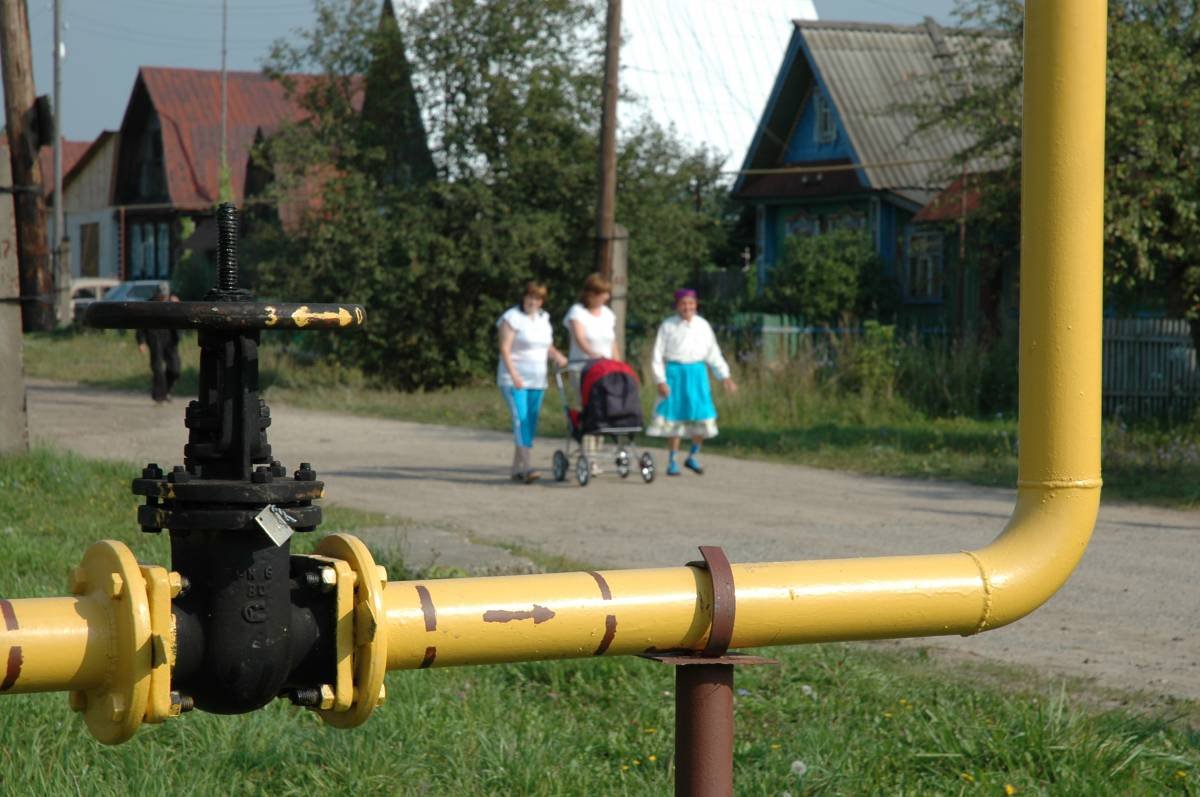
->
xmin=0 ymin=0 xmax=53 ymax=331
xmin=594 ymin=0 xmax=620 ymax=281
xmin=0 ymin=138 xmax=29 ymax=454
xmin=52 ymin=0 xmax=68 ymax=326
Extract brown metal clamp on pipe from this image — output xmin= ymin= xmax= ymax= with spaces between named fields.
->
xmin=644 ymin=546 xmax=777 ymax=797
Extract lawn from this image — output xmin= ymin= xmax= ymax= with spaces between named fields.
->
xmin=21 ymin=329 xmax=1200 ymax=509
xmin=0 ymin=449 xmax=1196 ymax=795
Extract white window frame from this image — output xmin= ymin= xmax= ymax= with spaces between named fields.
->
xmin=814 ymin=92 xmax=836 ymax=145
xmin=906 ymin=228 xmax=945 ymax=303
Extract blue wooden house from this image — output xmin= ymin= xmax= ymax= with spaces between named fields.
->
xmin=733 ymin=19 xmax=1006 ymax=330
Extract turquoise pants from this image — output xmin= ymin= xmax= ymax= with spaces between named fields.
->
xmin=499 ymin=385 xmax=546 ymax=447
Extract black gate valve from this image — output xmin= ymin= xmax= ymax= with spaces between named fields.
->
xmin=84 ymin=203 xmax=366 ymax=715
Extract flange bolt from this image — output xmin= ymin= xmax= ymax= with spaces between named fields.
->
xmin=251 ymin=466 xmax=273 ymax=484
xmin=294 ymin=462 xmax=317 ymax=482
xmin=142 ymin=463 xmax=163 ymax=480
xmin=167 ymin=465 xmax=190 ymax=484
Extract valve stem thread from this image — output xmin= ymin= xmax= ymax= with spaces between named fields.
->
xmin=217 ymin=202 xmax=239 ymax=292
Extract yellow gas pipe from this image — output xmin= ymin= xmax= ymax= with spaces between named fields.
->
xmin=380 ymin=0 xmax=1106 ymax=671
xmin=0 ymin=0 xmax=1106 ymax=741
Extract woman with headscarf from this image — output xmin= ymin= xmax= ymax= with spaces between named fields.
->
xmin=647 ymin=288 xmax=737 ymax=476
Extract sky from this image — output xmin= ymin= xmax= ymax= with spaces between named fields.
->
xmin=28 ymin=0 xmax=957 ymax=166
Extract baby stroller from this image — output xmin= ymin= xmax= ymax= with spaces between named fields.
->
xmin=553 ymin=359 xmax=656 ymax=486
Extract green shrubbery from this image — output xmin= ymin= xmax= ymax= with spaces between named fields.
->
xmin=758 ymin=230 xmax=897 ymax=324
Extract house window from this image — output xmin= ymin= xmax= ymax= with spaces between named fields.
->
xmin=128 ymin=221 xmax=172 ymax=279
xmin=814 ymin=92 xmax=836 ymax=144
xmin=137 ymin=116 xmax=166 ymax=200
xmin=906 ymin=229 xmax=944 ymax=302
xmin=79 ymin=223 xmax=100 ymax=277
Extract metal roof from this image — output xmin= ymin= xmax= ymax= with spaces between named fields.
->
xmin=740 ymin=19 xmax=1008 ymax=206
xmin=802 ymin=19 xmax=1010 ymax=204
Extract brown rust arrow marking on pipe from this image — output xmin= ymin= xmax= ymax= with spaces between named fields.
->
xmin=0 ymin=598 xmax=20 ymax=691
xmin=415 ymin=585 xmax=437 ymax=632
xmin=419 ymin=646 xmax=437 ymax=669
xmin=482 ymin=605 xmax=556 ymax=624
xmin=587 ymin=572 xmax=618 ymax=656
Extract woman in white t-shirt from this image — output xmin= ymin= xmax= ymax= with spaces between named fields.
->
xmin=498 ymin=281 xmax=568 ymax=483
xmin=563 ymin=273 xmax=621 ymax=470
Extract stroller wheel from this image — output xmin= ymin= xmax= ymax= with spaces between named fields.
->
xmin=639 ymin=452 xmax=655 ymax=483
xmin=552 ymin=450 xmax=568 ymax=482
xmin=575 ymin=455 xmax=591 ymax=486
xmin=616 ymin=447 xmax=631 ymax=479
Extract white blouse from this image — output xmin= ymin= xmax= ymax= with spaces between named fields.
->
xmin=563 ymin=303 xmax=616 ymax=364
xmin=650 ymin=314 xmax=731 ymax=384
xmin=496 ymin=306 xmax=554 ymax=389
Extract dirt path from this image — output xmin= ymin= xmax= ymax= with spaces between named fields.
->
xmin=27 ymin=380 xmax=1200 ymax=701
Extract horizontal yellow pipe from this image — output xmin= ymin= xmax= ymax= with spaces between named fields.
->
xmin=383 ymin=0 xmax=1106 ymax=672
xmin=0 ymin=597 xmax=112 ymax=694
xmin=384 ymin=486 xmax=1098 ymax=669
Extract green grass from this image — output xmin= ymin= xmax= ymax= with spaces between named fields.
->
xmin=20 ymin=329 xmax=1200 ymax=508
xmin=0 ymin=449 xmax=1197 ymax=795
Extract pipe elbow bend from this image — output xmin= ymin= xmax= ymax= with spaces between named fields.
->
xmin=964 ymin=482 xmax=1101 ymax=634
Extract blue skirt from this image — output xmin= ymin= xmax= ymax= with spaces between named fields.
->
xmin=658 ymin=361 xmax=717 ymax=422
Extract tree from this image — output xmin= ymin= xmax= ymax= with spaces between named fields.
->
xmin=920 ymin=0 xmax=1200 ymax=350
xmin=760 ymin=230 xmax=891 ymax=325
xmin=252 ymin=0 xmax=730 ymax=388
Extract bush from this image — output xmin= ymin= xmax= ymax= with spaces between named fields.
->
xmin=850 ymin=321 xmax=899 ymax=401
xmin=760 ymin=230 xmax=897 ymax=324
xmin=895 ymin=333 xmax=1018 ymax=417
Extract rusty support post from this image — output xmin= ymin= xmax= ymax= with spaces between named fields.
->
xmin=644 ymin=547 xmax=776 ymax=796
xmin=675 ymin=662 xmax=734 ymax=797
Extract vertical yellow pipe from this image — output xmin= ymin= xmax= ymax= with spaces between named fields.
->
xmin=1018 ymin=0 xmax=1106 ymax=487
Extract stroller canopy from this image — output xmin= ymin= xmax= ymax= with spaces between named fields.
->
xmin=581 ymin=359 xmax=643 ymax=434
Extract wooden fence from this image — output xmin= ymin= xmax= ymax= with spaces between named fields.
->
xmin=1103 ymin=318 xmax=1200 ymax=419
xmin=727 ymin=315 xmax=1200 ymax=420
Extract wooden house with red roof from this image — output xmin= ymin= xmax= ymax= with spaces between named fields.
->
xmin=112 ymin=66 xmax=309 ymax=280
xmin=55 ymin=132 xmax=121 ymax=280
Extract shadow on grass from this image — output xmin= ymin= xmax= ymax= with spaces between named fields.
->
xmin=70 ymin=365 xmax=296 ymax=399
xmin=1104 ymin=463 xmax=1200 ymax=507
xmin=714 ymin=422 xmax=1015 ymax=456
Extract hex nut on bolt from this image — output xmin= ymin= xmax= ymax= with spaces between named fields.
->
xmin=319 ymin=567 xmax=337 ymax=591
xmin=108 ymin=693 xmax=128 ymax=722
xmin=318 ymin=684 xmax=336 ymax=711
xmin=106 ymin=573 xmax=125 ymax=599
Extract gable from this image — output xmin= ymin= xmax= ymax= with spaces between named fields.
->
xmin=783 ymin=85 xmax=855 ymax=164
xmin=736 ymin=20 xmax=1007 ymax=206
xmin=114 ymin=79 xmax=169 ymax=205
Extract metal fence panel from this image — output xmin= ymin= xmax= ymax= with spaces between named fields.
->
xmin=1103 ymin=318 xmax=1199 ymax=419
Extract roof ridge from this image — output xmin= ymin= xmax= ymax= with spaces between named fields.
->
xmin=792 ymin=18 xmax=981 ymax=36
xmin=139 ymin=65 xmax=311 ymax=80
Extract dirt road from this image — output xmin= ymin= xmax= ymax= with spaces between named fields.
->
xmin=27 ymin=381 xmax=1200 ymax=701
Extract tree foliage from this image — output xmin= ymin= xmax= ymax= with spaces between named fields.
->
xmin=250 ymin=0 xmax=733 ymax=388
xmin=760 ymin=230 xmax=891 ymax=325
xmin=921 ymin=0 xmax=1200 ymax=347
